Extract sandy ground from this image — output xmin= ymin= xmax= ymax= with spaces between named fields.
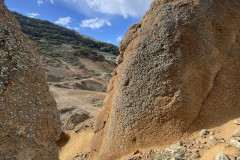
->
xmin=59 ymin=130 xmax=94 ymax=160
xmin=197 ymin=118 xmax=240 ymax=160
xmin=40 ymin=53 xmax=116 ymax=160
xmin=50 ymin=86 xmax=106 ymax=116
xmin=50 ymin=85 xmax=101 ymax=160
xmin=57 ymin=116 xmax=240 ymax=160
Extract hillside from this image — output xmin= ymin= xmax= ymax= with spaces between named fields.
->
xmin=12 ymin=11 xmax=117 ymax=88
xmin=12 ymin=11 xmax=117 ymax=152
xmin=13 ymin=11 xmax=119 ymax=67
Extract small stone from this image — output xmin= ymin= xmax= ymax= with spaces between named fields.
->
xmin=19 ymin=77 xmax=25 ymax=83
xmin=154 ymin=154 xmax=162 ymax=160
xmin=175 ymin=153 xmax=183 ymax=159
xmin=209 ymin=139 xmax=217 ymax=146
xmin=191 ymin=151 xmax=200 ymax=159
xmin=228 ymin=137 xmax=240 ymax=149
xmin=169 ymin=144 xmax=183 ymax=150
xmin=148 ymin=149 xmax=153 ymax=154
xmin=133 ymin=150 xmax=141 ymax=155
xmin=228 ymin=155 xmax=236 ymax=160
xmin=177 ymin=140 xmax=183 ymax=146
xmin=188 ymin=145 xmax=194 ymax=150
xmin=234 ymin=120 xmax=240 ymax=125
xmin=193 ymin=149 xmax=199 ymax=152
xmin=220 ymin=139 xmax=226 ymax=143
xmin=195 ymin=141 xmax=200 ymax=145
xmin=232 ymin=126 xmax=240 ymax=137
xmin=186 ymin=149 xmax=192 ymax=153
xmin=200 ymin=129 xmax=208 ymax=137
xmin=204 ymin=146 xmax=210 ymax=149
xmin=210 ymin=131 xmax=214 ymax=135
xmin=215 ymin=152 xmax=230 ymax=160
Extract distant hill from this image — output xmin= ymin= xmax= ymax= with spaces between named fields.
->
xmin=13 ymin=11 xmax=119 ymax=68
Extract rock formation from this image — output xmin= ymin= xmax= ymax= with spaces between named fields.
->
xmin=91 ymin=0 xmax=240 ymax=159
xmin=0 ymin=1 xmax=61 ymax=159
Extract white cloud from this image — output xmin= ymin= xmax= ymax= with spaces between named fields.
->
xmin=74 ymin=27 xmax=80 ymax=31
xmin=27 ymin=12 xmax=40 ymax=18
xmin=58 ymin=0 xmax=153 ymax=18
xmin=38 ymin=0 xmax=44 ymax=6
xmin=37 ymin=0 xmax=54 ymax=6
xmin=80 ymin=18 xmax=111 ymax=29
xmin=10 ymin=8 xmax=16 ymax=11
xmin=117 ymin=35 xmax=123 ymax=42
xmin=55 ymin=16 xmax=72 ymax=25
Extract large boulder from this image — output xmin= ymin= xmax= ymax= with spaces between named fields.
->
xmin=0 ymin=1 xmax=61 ymax=159
xmin=91 ymin=0 xmax=240 ymax=159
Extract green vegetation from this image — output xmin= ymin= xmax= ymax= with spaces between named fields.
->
xmin=91 ymin=98 xmax=104 ymax=108
xmin=58 ymin=106 xmax=76 ymax=115
xmin=13 ymin=12 xmax=119 ymax=68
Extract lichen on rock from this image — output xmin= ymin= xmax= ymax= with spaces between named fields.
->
xmin=0 ymin=1 xmax=61 ymax=159
xmin=90 ymin=0 xmax=240 ymax=160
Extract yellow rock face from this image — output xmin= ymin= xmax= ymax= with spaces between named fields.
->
xmin=90 ymin=0 xmax=240 ymax=159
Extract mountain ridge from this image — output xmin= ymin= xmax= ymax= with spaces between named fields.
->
xmin=13 ymin=11 xmax=119 ymax=66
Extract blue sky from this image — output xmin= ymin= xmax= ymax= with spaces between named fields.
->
xmin=5 ymin=0 xmax=153 ymax=46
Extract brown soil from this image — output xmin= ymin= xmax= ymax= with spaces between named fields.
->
xmin=59 ymin=130 xmax=94 ymax=160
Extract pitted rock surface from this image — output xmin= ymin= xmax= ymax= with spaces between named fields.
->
xmin=0 ymin=1 xmax=60 ymax=159
xmin=91 ymin=0 xmax=240 ymax=160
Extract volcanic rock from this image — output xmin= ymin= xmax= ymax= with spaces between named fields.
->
xmin=215 ymin=152 xmax=230 ymax=160
xmin=91 ymin=0 xmax=240 ymax=159
xmin=0 ymin=1 xmax=61 ymax=159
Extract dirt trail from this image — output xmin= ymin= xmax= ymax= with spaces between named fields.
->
xmin=50 ymin=86 xmax=105 ymax=116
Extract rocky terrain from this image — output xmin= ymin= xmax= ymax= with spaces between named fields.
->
xmin=5 ymin=8 xmax=118 ymax=160
xmin=90 ymin=0 xmax=240 ymax=160
xmin=0 ymin=2 xmax=115 ymax=160
xmin=13 ymin=11 xmax=119 ymax=64
xmin=12 ymin=12 xmax=118 ymax=138
xmin=1 ymin=0 xmax=240 ymax=160
xmin=72 ymin=118 xmax=240 ymax=160
xmin=0 ymin=1 xmax=60 ymax=159
xmin=51 ymin=57 xmax=115 ymax=160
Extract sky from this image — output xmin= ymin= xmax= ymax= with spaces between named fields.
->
xmin=5 ymin=0 xmax=153 ymax=46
